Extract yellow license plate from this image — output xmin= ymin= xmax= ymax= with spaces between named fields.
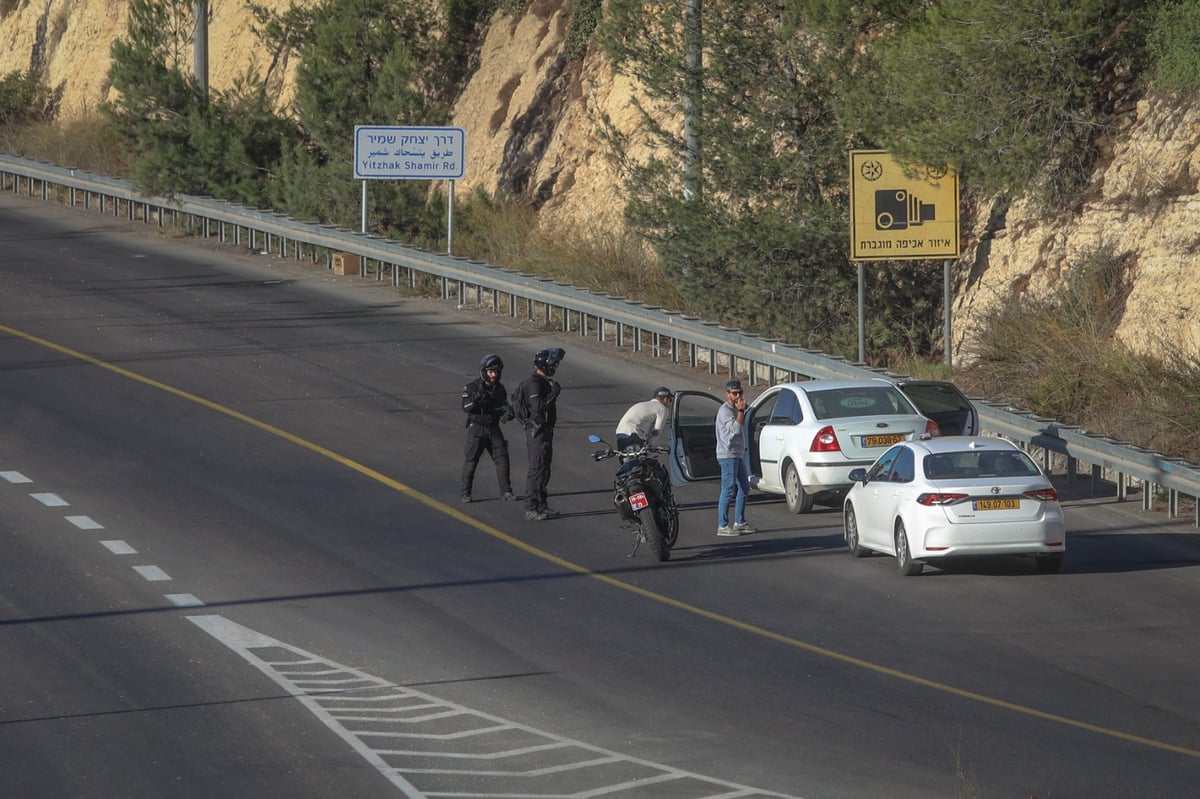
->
xmin=973 ymin=498 xmax=1020 ymax=511
xmin=863 ymin=434 xmax=904 ymax=447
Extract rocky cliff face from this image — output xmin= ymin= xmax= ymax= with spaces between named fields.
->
xmin=954 ymin=96 xmax=1200 ymax=363
xmin=2 ymin=1 xmax=1195 ymax=362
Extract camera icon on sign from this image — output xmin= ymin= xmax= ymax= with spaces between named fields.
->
xmin=874 ymin=189 xmax=935 ymax=231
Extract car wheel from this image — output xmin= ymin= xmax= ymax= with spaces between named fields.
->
xmin=784 ymin=462 xmax=814 ymax=514
xmin=1035 ymin=553 xmax=1064 ymax=574
xmin=895 ymin=521 xmax=923 ymax=576
xmin=844 ymin=504 xmax=869 ymax=558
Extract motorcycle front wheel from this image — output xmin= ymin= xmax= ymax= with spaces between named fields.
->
xmin=640 ymin=507 xmax=671 ymax=562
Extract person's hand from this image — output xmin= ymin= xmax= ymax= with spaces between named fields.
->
xmin=736 ymin=397 xmax=748 ymax=412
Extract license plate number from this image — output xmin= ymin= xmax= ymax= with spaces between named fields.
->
xmin=863 ymin=434 xmax=904 ymax=447
xmin=973 ymin=498 xmax=1020 ymax=511
xmin=629 ymin=491 xmax=649 ymax=511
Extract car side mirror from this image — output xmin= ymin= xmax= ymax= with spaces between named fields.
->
xmin=848 ymin=468 xmax=867 ymax=484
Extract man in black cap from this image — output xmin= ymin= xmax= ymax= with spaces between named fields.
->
xmin=615 ymin=386 xmax=673 ymax=451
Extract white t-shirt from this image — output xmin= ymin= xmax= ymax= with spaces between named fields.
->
xmin=616 ymin=398 xmax=669 ymax=441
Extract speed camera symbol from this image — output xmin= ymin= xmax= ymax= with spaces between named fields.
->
xmin=875 ymin=189 xmax=935 ymax=231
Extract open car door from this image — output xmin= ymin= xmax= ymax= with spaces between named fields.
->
xmin=668 ymin=390 xmax=724 ymax=484
xmin=895 ymin=379 xmax=979 ymax=436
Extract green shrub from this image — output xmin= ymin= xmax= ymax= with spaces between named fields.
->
xmin=0 ymin=70 xmax=54 ymax=128
xmin=1148 ymin=0 xmax=1200 ymax=94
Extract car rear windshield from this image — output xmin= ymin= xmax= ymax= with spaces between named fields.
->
xmin=924 ymin=450 xmax=1041 ymax=480
xmin=808 ymin=386 xmax=914 ymax=420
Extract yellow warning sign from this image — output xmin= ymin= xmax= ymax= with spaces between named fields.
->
xmin=849 ymin=150 xmax=960 ymax=261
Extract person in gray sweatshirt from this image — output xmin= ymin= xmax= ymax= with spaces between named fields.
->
xmin=715 ymin=379 xmax=755 ymax=537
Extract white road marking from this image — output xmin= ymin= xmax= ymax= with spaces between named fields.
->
xmin=100 ymin=540 xmax=137 ymax=555
xmin=132 ymin=565 xmax=171 ymax=581
xmin=165 ymin=594 xmax=205 ymax=607
xmin=1 ymin=471 xmax=32 ymax=483
xmin=66 ymin=515 xmax=104 ymax=529
xmin=30 ymin=492 xmax=68 ymax=507
xmin=188 ymin=615 xmax=803 ymax=799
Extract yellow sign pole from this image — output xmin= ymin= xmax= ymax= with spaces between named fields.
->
xmin=848 ymin=150 xmax=961 ymax=364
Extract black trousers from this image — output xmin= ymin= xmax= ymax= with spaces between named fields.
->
xmin=524 ymin=427 xmax=554 ymax=511
xmin=461 ymin=423 xmax=511 ymax=496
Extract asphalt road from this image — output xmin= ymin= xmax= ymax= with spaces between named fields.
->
xmin=2 ymin=191 xmax=1199 ymax=798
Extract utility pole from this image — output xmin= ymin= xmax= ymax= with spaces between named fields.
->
xmin=683 ymin=0 xmax=702 ymax=202
xmin=194 ymin=0 xmax=209 ymax=101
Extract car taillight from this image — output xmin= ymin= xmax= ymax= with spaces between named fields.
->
xmin=925 ymin=419 xmax=941 ymax=437
xmin=916 ymin=492 xmax=968 ymax=506
xmin=1024 ymin=488 xmax=1059 ymax=501
xmin=810 ymin=425 xmax=840 ymax=452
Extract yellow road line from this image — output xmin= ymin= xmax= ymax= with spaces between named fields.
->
xmin=5 ymin=321 xmax=1198 ymax=759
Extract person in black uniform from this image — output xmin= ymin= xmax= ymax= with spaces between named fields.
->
xmin=516 ymin=348 xmax=565 ymax=521
xmin=460 ymin=354 xmax=515 ymax=503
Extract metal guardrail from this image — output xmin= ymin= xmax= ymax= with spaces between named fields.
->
xmin=3 ymin=152 xmax=1198 ymax=525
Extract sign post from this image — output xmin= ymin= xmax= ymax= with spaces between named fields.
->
xmin=848 ymin=150 xmax=960 ymax=364
xmin=354 ymin=125 xmax=466 ymax=254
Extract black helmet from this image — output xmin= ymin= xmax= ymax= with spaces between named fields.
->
xmin=533 ymin=347 xmax=566 ymax=376
xmin=479 ymin=353 xmax=503 ymax=380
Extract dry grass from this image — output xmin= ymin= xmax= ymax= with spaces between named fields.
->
xmin=0 ymin=110 xmax=128 ymax=176
xmin=453 ymin=193 xmax=687 ymax=310
xmin=951 ymin=259 xmax=1200 ymax=465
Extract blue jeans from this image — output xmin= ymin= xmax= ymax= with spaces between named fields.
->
xmin=718 ymin=457 xmax=750 ymax=527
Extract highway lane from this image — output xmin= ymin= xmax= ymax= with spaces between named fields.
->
xmin=3 ymin=191 xmax=1200 ymax=797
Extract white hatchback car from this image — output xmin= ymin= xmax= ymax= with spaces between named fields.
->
xmin=670 ymin=379 xmax=944 ymax=512
xmin=842 ymin=436 xmax=1066 ymax=575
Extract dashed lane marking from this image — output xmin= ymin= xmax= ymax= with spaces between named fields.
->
xmin=100 ymin=540 xmax=138 ymax=555
xmin=30 ymin=492 xmax=68 ymax=507
xmin=66 ymin=515 xmax=104 ymax=529
xmin=132 ymin=564 xmax=171 ymax=581
xmin=188 ymin=615 xmax=804 ymax=799
xmin=1 ymin=471 xmax=32 ymax=483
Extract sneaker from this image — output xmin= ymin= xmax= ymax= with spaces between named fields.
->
xmin=733 ymin=521 xmax=756 ymax=534
xmin=717 ymin=525 xmax=740 ymax=537
xmin=538 ymin=507 xmax=560 ymax=519
xmin=461 ymin=495 xmax=473 ymax=504
xmin=525 ymin=510 xmax=549 ymax=521
xmin=501 ymin=491 xmax=516 ymax=501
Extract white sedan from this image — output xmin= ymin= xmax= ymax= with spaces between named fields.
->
xmin=842 ymin=436 xmax=1066 ymax=575
xmin=670 ymin=379 xmax=943 ymax=512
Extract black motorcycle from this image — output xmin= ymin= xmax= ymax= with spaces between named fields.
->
xmin=588 ymin=435 xmax=680 ymax=561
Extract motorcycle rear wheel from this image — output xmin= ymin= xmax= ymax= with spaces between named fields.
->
xmin=640 ymin=508 xmax=671 ymax=562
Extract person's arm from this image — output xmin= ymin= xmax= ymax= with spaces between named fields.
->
xmin=649 ymin=402 xmax=669 ymax=441
xmin=462 ymin=380 xmax=483 ymax=413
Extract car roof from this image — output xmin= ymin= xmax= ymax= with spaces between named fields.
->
xmin=775 ymin=379 xmax=905 ymax=393
xmin=908 ymin=435 xmax=1020 ymax=455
